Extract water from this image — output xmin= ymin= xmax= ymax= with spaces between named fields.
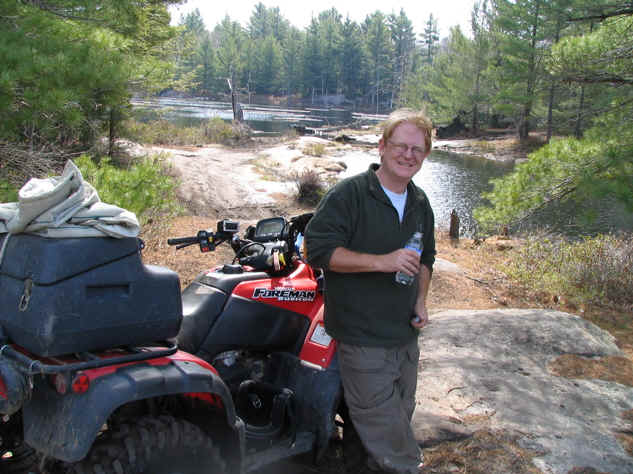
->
xmin=133 ymin=98 xmax=633 ymax=237
xmin=340 ymin=149 xmax=514 ymax=236
xmin=131 ymin=97 xmax=359 ymax=133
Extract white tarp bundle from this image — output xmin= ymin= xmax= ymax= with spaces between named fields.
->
xmin=0 ymin=160 xmax=140 ymax=239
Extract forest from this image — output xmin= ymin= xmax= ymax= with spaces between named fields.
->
xmin=1 ymin=0 xmax=632 ymax=230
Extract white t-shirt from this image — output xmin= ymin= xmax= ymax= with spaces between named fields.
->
xmin=381 ymin=185 xmax=407 ymax=223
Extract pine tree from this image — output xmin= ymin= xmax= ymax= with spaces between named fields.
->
xmin=363 ymin=12 xmax=394 ymax=113
xmin=340 ymin=18 xmax=365 ymax=100
xmin=388 ymin=9 xmax=416 ymax=106
xmin=420 ymin=14 xmax=440 ymax=64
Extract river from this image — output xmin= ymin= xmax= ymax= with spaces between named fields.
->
xmin=132 ymin=98 xmax=633 ymax=237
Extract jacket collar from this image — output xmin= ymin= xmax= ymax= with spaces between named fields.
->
xmin=366 ymin=163 xmax=427 ymax=206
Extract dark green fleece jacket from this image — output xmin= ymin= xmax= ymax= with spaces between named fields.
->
xmin=305 ymin=164 xmax=436 ymax=348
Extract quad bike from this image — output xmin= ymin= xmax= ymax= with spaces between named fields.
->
xmin=0 ymin=213 xmax=347 ymax=473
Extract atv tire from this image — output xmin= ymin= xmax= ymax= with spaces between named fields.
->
xmin=66 ymin=415 xmax=226 ymax=474
xmin=0 ymin=444 xmax=39 ymax=473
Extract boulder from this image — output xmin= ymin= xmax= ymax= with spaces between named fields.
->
xmin=414 ymin=309 xmax=633 ymax=473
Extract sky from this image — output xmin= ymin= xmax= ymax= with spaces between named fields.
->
xmin=169 ymin=0 xmax=477 ymax=39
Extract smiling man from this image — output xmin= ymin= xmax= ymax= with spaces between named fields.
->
xmin=305 ymin=109 xmax=436 ymax=473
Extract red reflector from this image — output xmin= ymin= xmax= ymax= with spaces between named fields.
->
xmin=72 ymin=373 xmax=90 ymax=394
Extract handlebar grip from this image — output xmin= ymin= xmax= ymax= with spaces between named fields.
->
xmin=167 ymin=236 xmax=198 ymax=246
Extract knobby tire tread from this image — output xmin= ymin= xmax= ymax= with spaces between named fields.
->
xmin=66 ymin=414 xmax=225 ymax=474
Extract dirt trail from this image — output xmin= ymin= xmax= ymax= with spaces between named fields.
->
xmin=147 ymin=143 xmax=293 ymax=219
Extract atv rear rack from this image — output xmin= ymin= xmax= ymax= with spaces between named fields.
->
xmin=0 ymin=341 xmax=178 ymax=376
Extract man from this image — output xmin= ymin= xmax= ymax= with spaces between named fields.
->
xmin=305 ymin=108 xmax=435 ymax=474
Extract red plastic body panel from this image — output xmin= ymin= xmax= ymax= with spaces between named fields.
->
xmin=232 ymin=262 xmax=337 ymax=369
xmin=232 ymin=262 xmax=320 ymax=316
xmin=299 ymin=305 xmax=338 ymax=369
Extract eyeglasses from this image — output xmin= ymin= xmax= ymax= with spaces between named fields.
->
xmin=387 ymin=140 xmax=427 ymax=159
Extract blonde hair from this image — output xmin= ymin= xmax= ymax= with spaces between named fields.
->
xmin=382 ymin=109 xmax=433 ymax=153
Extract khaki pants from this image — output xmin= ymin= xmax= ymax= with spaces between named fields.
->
xmin=338 ymin=339 xmax=421 ymax=473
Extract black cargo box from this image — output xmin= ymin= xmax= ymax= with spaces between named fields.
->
xmin=0 ymin=233 xmax=182 ymax=356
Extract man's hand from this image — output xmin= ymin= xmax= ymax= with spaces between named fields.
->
xmin=411 ymin=265 xmax=431 ymax=329
xmin=328 ymin=247 xmax=421 ymax=275
xmin=377 ymin=248 xmax=421 ymax=276
xmin=411 ymin=305 xmax=429 ymax=328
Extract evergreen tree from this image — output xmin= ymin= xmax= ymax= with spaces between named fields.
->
xmin=388 ymin=9 xmax=416 ymax=106
xmin=470 ymin=0 xmax=493 ymax=133
xmin=303 ymin=18 xmax=323 ymax=100
xmin=317 ymin=9 xmax=343 ymax=97
xmin=420 ymin=14 xmax=440 ymax=64
xmin=0 ymin=0 xmax=177 ymax=149
xmin=475 ymin=13 xmax=633 ymax=232
xmin=282 ymin=27 xmax=304 ymax=99
xmin=172 ymin=9 xmax=212 ymax=95
xmin=269 ymin=7 xmax=290 ymax=42
xmin=195 ymin=33 xmax=216 ymax=97
xmin=213 ymin=16 xmax=247 ymax=92
xmin=248 ymin=2 xmax=271 ymax=39
xmin=492 ymin=0 xmax=549 ymax=139
xmin=340 ymin=18 xmax=365 ymax=100
xmin=363 ymin=12 xmax=394 ymax=113
xmin=254 ymin=36 xmax=283 ymax=94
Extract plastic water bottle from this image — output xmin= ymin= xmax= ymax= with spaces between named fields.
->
xmin=395 ymin=231 xmax=423 ymax=286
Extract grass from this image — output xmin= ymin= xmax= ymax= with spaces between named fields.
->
xmin=302 ymin=142 xmax=327 ymax=156
xmin=122 ymin=117 xmax=251 ymax=146
xmin=250 ymin=155 xmax=284 ymax=181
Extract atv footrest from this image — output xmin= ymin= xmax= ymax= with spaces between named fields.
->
xmin=244 ymin=431 xmax=315 ymax=472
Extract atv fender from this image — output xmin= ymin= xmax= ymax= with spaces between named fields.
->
xmin=22 ymin=359 xmax=243 ymax=463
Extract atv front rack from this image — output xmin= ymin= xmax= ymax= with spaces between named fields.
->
xmin=0 ymin=341 xmax=178 ymax=376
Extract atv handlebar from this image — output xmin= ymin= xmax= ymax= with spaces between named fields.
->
xmin=167 ymin=213 xmax=313 ymax=272
xmin=166 ymin=236 xmax=199 ymax=246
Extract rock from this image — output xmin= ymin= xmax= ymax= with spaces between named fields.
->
xmin=433 ymin=258 xmax=464 ymax=274
xmin=291 ymin=157 xmax=346 ymax=175
xmin=334 ymin=134 xmax=356 ymax=143
xmin=324 ymin=163 xmax=347 ymax=172
xmin=414 ymin=309 xmax=633 ymax=473
xmin=486 ymin=236 xmax=515 ymax=250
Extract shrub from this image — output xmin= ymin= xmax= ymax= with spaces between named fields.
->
xmin=293 ymin=169 xmax=326 ymax=206
xmin=303 ymin=143 xmax=327 ymax=157
xmin=75 ymin=154 xmax=181 ymax=225
xmin=0 ymin=178 xmax=18 ymax=202
xmin=503 ymin=233 xmax=633 ymax=309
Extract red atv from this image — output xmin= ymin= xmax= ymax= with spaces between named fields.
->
xmin=0 ymin=213 xmax=345 ymax=473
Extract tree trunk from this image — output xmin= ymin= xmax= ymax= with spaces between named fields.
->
xmin=574 ymin=23 xmax=593 ymax=138
xmin=108 ymin=107 xmax=115 ymax=158
xmin=546 ymin=14 xmax=562 ymax=142
xmin=472 ymin=70 xmax=481 ymax=135
xmin=449 ymin=209 xmax=460 ymax=240
xmin=574 ymin=85 xmax=586 ymax=138
xmin=520 ymin=0 xmax=541 ymax=141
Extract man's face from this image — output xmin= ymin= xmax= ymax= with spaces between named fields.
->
xmin=378 ymin=122 xmax=429 ymax=183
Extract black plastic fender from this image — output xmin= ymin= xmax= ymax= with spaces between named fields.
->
xmin=22 ymin=359 xmax=243 ymax=463
xmin=270 ymin=352 xmax=343 ymax=461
